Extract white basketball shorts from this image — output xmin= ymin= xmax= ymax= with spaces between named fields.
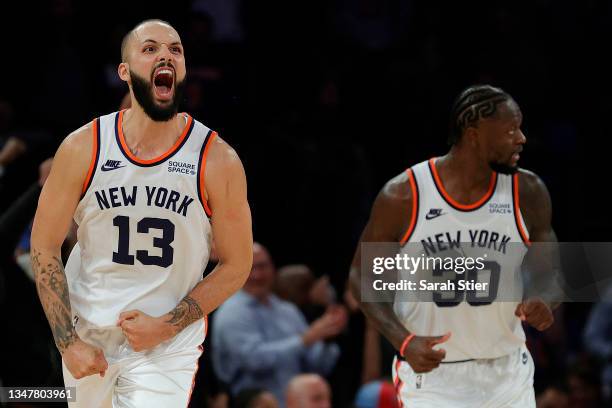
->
xmin=62 ymin=326 xmax=202 ymax=408
xmin=392 ymin=345 xmax=535 ymax=408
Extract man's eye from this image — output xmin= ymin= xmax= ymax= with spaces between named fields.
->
xmin=144 ymin=46 xmax=155 ymax=52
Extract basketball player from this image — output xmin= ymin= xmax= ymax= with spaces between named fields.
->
xmin=30 ymin=19 xmax=252 ymax=407
xmin=349 ymin=85 xmax=557 ymax=407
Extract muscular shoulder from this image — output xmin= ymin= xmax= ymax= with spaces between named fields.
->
xmin=57 ymin=122 xmax=94 ymax=164
xmin=369 ymin=170 xmax=414 ymax=242
xmin=204 ymin=135 xmax=247 ymax=200
xmin=52 ymin=121 xmax=96 ymax=187
xmin=206 ymin=135 xmax=244 ymax=180
xmin=517 ymin=168 xmax=552 ymax=236
xmin=517 ymin=169 xmax=549 ymax=201
xmin=380 ymin=171 xmax=413 ymax=204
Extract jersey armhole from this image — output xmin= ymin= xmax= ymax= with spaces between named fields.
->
xmin=80 ymin=118 xmax=100 ymax=198
xmin=197 ymin=130 xmax=218 ymax=218
xmin=400 ymin=168 xmax=419 ymax=245
xmin=512 ymin=173 xmax=531 ymax=246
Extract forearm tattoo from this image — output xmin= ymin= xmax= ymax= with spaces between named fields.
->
xmin=31 ymin=249 xmax=78 ymax=352
xmin=166 ymin=296 xmax=204 ymax=333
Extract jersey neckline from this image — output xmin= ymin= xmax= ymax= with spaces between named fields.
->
xmin=428 ymin=157 xmax=498 ymax=212
xmin=114 ymin=109 xmax=195 ymax=167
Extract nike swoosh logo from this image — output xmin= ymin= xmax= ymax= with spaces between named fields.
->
xmin=425 ymin=212 xmax=444 ymax=220
xmin=101 ymin=164 xmax=126 ymax=172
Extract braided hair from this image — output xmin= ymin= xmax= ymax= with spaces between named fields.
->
xmin=448 ymin=85 xmax=513 ymax=145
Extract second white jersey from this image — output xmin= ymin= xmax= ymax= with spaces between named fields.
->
xmin=65 ymin=110 xmax=215 ymax=352
xmin=394 ymin=158 xmax=530 ymax=361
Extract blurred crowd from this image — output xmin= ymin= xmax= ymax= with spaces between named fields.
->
xmin=1 ymin=0 xmax=612 ymax=407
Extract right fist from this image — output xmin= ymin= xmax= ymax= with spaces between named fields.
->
xmin=402 ymin=333 xmax=451 ymax=373
xmin=62 ymin=339 xmax=108 ymax=379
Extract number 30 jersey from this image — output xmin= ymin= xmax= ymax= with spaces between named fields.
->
xmin=394 ymin=158 xmax=531 ymax=361
xmin=65 ymin=110 xmax=215 ymax=344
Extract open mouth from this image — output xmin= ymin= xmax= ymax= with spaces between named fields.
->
xmin=153 ymin=67 xmax=174 ymax=101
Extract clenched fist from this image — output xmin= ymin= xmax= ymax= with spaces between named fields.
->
xmin=402 ymin=332 xmax=451 ymax=373
xmin=117 ymin=310 xmax=174 ymax=352
xmin=63 ymin=339 xmax=108 ymax=379
xmin=515 ymin=298 xmax=554 ymax=331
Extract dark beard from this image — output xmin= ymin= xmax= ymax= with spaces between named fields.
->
xmin=489 ymin=161 xmax=518 ymax=175
xmin=130 ymin=70 xmax=185 ymax=122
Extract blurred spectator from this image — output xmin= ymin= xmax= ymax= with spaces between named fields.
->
xmin=275 ymin=264 xmax=335 ymax=323
xmin=536 ymin=385 xmax=570 ymax=408
xmin=583 ymin=286 xmax=612 ymax=401
xmin=354 ymin=380 xmax=399 ymax=408
xmin=285 ymin=374 xmax=331 ymax=408
xmin=212 ymin=243 xmax=347 ymax=405
xmin=233 ymin=388 xmax=279 ymax=408
xmin=567 ymin=355 xmax=604 ymax=408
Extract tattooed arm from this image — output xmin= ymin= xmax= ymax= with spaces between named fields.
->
xmin=118 ymin=136 xmax=252 ymax=351
xmin=31 ymin=124 xmax=108 ymax=378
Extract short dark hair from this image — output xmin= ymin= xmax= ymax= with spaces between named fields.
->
xmin=448 ymin=85 xmax=513 ymax=145
xmin=120 ymin=19 xmax=173 ymax=62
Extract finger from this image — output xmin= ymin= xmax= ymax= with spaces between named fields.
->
xmin=514 ymin=303 xmax=524 ymax=318
xmin=118 ymin=310 xmax=140 ymax=324
xmin=119 ymin=320 xmax=132 ymax=331
xmin=522 ymin=301 xmax=538 ymax=315
xmin=429 ymin=332 xmax=451 ymax=346
xmin=424 ymin=348 xmax=446 ymax=362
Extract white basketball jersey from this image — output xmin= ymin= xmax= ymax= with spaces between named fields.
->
xmin=394 ymin=158 xmax=531 ymax=361
xmin=65 ymin=110 xmax=215 ymax=351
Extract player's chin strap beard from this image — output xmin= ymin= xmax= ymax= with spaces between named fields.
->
xmin=129 ymin=69 xmax=185 ymax=122
xmin=489 ymin=161 xmax=518 ymax=175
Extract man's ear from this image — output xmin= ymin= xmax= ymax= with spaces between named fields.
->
xmin=118 ymin=62 xmax=131 ymax=84
xmin=463 ymin=126 xmax=479 ymax=147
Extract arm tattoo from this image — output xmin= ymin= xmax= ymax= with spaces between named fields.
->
xmin=31 ymin=249 xmax=78 ymax=352
xmin=166 ymin=296 xmax=204 ymax=333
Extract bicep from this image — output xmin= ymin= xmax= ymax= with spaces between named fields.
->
xmin=520 ymin=172 xmax=555 ymax=242
xmin=351 ymin=181 xmax=412 ymax=267
xmin=207 ymin=142 xmax=253 ymax=269
xmin=31 ymin=134 xmax=90 ymax=251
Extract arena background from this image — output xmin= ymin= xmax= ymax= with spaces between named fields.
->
xmin=1 ymin=0 xmax=611 ymax=407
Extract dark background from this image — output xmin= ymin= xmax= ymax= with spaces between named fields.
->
xmin=1 ymin=0 xmax=611 ymax=406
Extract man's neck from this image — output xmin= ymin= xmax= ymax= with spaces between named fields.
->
xmin=436 ymin=147 xmax=493 ymax=196
xmin=121 ymin=105 xmax=184 ymax=157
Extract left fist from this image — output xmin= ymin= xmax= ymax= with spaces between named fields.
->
xmin=514 ymin=298 xmax=554 ymax=331
xmin=117 ymin=310 xmax=173 ymax=352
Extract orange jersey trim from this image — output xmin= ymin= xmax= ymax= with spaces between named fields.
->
xmin=400 ymin=169 xmax=419 ymax=245
xmin=199 ymin=132 xmax=218 ymax=217
xmin=81 ymin=118 xmax=99 ymax=195
xmin=117 ymin=110 xmax=193 ymax=165
xmin=429 ymin=158 xmax=497 ymax=211
xmin=394 ymin=358 xmax=405 ymax=407
xmin=513 ymin=174 xmax=531 ymax=246
xmin=186 ymin=317 xmax=207 ymax=407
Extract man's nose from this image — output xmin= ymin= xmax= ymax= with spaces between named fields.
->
xmin=517 ymin=129 xmax=526 ymax=145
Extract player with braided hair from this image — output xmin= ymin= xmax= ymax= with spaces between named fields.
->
xmin=350 ymin=84 xmax=557 ymax=407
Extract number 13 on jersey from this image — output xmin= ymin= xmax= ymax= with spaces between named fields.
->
xmin=112 ymin=215 xmax=175 ymax=267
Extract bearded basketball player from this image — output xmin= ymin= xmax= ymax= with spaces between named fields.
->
xmin=31 ymin=19 xmax=253 ymax=407
xmin=350 ymin=85 xmax=557 ymax=407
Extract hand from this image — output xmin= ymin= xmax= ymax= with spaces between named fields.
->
xmin=302 ymin=304 xmax=348 ymax=346
xmin=515 ymin=298 xmax=554 ymax=331
xmin=402 ymin=332 xmax=451 ymax=373
xmin=117 ymin=310 xmax=174 ymax=352
xmin=309 ymin=275 xmax=334 ymax=306
xmin=62 ymin=338 xmax=108 ymax=379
